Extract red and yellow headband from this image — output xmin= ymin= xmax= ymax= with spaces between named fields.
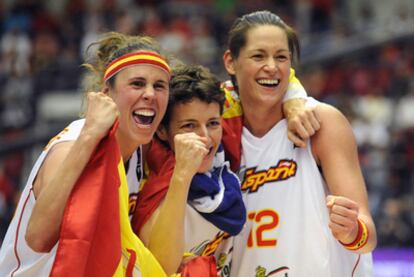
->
xmin=103 ymin=51 xmax=171 ymax=82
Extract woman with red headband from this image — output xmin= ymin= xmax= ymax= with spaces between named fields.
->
xmin=0 ymin=32 xmax=171 ymax=276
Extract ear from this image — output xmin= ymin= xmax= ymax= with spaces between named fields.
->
xmin=156 ymin=125 xmax=169 ymax=142
xmin=102 ymin=84 xmax=110 ymax=95
xmin=223 ymin=50 xmax=236 ymax=75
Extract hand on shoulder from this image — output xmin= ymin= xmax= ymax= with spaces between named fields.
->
xmin=284 ymin=98 xmax=321 ymax=147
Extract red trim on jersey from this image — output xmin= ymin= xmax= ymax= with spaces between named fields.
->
xmin=11 ymin=188 xmax=33 ymax=277
xmin=351 ymin=254 xmax=361 ymax=277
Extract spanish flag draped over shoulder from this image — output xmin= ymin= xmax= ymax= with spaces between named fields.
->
xmin=50 ymin=122 xmax=167 ymax=277
xmin=221 ymin=81 xmax=243 ymax=172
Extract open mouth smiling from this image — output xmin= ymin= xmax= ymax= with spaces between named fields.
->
xmin=133 ymin=109 xmax=155 ymax=125
xmin=257 ymin=79 xmax=280 ymax=87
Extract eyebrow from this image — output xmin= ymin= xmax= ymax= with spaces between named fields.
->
xmin=209 ymin=116 xmax=221 ymax=120
xmin=129 ymin=77 xmax=169 ymax=84
xmin=177 ymin=116 xmax=221 ymax=123
xmin=249 ymin=48 xmax=290 ymax=54
xmin=154 ymin=79 xmax=169 ymax=86
xmin=176 ymin=119 xmax=197 ymax=124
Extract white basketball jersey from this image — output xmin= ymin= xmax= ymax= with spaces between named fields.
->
xmin=184 ymin=204 xmax=233 ymax=277
xmin=0 ymin=119 xmax=144 ymax=276
xmin=231 ymin=115 xmax=373 ymax=276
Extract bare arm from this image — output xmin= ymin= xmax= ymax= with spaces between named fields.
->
xmin=312 ymin=104 xmax=377 ymax=253
xmin=25 ymin=92 xmax=118 ymax=252
xmin=139 ymin=133 xmax=208 ymax=275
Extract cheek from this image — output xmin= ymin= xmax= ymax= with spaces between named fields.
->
xmin=236 ymin=66 xmax=257 ymax=89
xmin=281 ymin=65 xmax=292 ymax=84
xmin=158 ymin=93 xmax=169 ymax=112
xmin=236 ymin=64 xmax=252 ymax=80
xmin=212 ymin=128 xmax=223 ymax=146
xmin=282 ymin=63 xmax=291 ymax=75
xmin=115 ymin=91 xmax=134 ymax=108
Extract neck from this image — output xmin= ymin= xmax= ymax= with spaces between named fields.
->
xmin=242 ymin=102 xmax=283 ymax=137
xmin=115 ymin=132 xmax=138 ymax=162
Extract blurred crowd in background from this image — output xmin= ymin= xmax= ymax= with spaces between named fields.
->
xmin=0 ymin=0 xmax=413 ymax=247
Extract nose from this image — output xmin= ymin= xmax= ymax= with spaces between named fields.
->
xmin=264 ymin=58 xmax=277 ymax=73
xmin=197 ymin=125 xmax=208 ymax=138
xmin=143 ymin=85 xmax=155 ymax=101
xmin=197 ymin=125 xmax=211 ymax=144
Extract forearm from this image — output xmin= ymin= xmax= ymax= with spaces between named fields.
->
xmin=26 ymin=130 xmax=101 ymax=252
xmin=283 ymin=98 xmax=306 ymax=120
xmin=315 ymin=104 xmax=377 ymax=254
xmin=282 ymin=68 xmax=307 ymax=116
xmin=148 ymin=172 xmax=192 ymax=275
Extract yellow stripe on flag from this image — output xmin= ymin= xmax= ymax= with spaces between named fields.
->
xmin=114 ymin=160 xmax=168 ymax=277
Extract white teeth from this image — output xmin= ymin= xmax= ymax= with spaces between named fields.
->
xmin=134 ymin=109 xmax=155 ymax=116
xmin=257 ymin=79 xmax=279 ymax=85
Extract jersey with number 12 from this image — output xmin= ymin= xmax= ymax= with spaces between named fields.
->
xmin=231 ymin=99 xmax=373 ymax=277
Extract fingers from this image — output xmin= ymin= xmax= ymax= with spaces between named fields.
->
xmin=174 ymin=133 xmax=209 ymax=169
xmin=83 ymin=91 xmax=119 ymax=139
xmin=329 ymin=217 xmax=353 ymax=233
xmin=309 ymin=109 xmax=321 ymax=131
xmin=87 ymin=91 xmax=112 ymax=102
xmin=287 ymin=131 xmax=306 ymax=148
xmin=298 ymin=109 xmax=321 ymax=135
xmin=326 ymin=195 xmax=359 ymax=211
xmin=172 ymin=134 xmax=208 ymax=181
xmin=326 ymin=195 xmax=360 ymax=242
xmin=326 ymin=195 xmax=335 ymax=208
xmin=86 ymin=91 xmax=117 ymax=112
xmin=329 ymin=206 xmax=358 ymax=225
xmin=328 ymin=213 xmax=358 ymax=244
xmin=295 ymin=121 xmax=311 ymax=140
xmin=175 ymin=133 xmax=208 ymax=152
xmin=328 ymin=220 xmax=355 ymax=239
xmin=286 ymin=108 xmax=321 ymax=146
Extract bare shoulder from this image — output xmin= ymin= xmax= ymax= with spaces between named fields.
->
xmin=315 ymin=103 xmax=350 ymax=123
xmin=33 ymin=141 xmax=75 ymax=197
xmin=314 ymin=103 xmax=355 ymax=135
xmin=311 ymin=103 xmax=357 ymax=163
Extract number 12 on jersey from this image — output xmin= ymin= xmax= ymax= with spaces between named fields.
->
xmin=247 ymin=209 xmax=280 ymax=248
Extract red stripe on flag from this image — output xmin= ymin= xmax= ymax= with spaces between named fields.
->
xmin=50 ymin=122 xmax=122 ymax=276
xmin=125 ymin=249 xmax=137 ymax=277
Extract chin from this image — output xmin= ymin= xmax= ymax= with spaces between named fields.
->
xmin=134 ymin=132 xmax=154 ymax=145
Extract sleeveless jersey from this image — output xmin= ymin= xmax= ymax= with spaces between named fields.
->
xmin=230 ymin=102 xmax=373 ymax=277
xmin=0 ymin=119 xmax=144 ymax=276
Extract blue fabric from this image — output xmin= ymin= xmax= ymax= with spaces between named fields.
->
xmin=188 ymin=145 xmax=246 ymax=236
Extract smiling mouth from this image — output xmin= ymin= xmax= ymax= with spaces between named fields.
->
xmin=133 ymin=110 xmax=155 ymax=125
xmin=257 ymin=79 xmax=280 ymax=88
